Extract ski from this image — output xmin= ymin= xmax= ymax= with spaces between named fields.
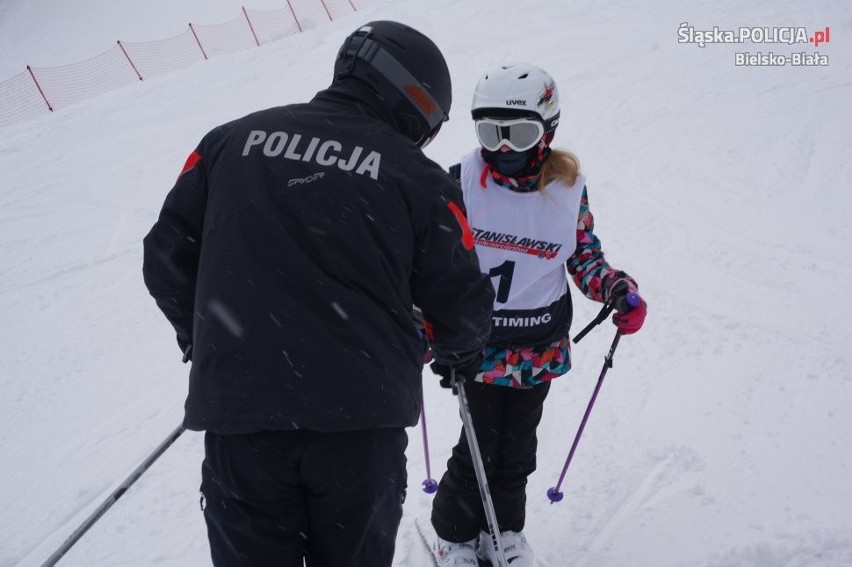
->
xmin=414 ymin=515 xmax=491 ymax=566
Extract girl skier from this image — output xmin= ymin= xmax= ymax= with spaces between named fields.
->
xmin=428 ymin=63 xmax=648 ymax=566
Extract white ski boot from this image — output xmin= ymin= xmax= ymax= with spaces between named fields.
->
xmin=434 ymin=536 xmax=479 ymax=566
xmin=477 ymin=530 xmax=534 ymax=566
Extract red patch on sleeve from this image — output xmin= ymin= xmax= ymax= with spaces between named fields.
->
xmin=446 ymin=201 xmax=475 ymax=251
xmin=177 ymin=150 xmax=201 ymax=180
xmin=423 ymin=320 xmax=434 ymax=341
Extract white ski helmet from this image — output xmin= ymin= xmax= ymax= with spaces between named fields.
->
xmin=471 ymin=63 xmax=560 ymax=144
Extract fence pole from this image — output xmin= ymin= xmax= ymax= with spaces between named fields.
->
xmin=318 ymin=0 xmax=333 ymax=21
xmin=242 ymin=7 xmax=261 ymax=46
xmin=285 ymin=0 xmax=303 ymax=33
xmin=189 ymin=23 xmax=209 ymax=60
xmin=26 ymin=66 xmax=53 ymax=111
xmin=117 ymin=41 xmax=143 ymax=80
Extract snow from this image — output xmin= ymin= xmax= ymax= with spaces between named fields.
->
xmin=1 ymin=0 xmax=850 ymax=565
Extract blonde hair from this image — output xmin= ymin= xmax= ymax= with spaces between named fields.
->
xmin=538 ymin=148 xmax=580 ymax=190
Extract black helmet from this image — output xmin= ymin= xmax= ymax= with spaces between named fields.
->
xmin=334 ymin=21 xmax=451 ymax=147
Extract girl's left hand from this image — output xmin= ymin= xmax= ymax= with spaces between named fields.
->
xmin=613 ymin=299 xmax=647 ymax=334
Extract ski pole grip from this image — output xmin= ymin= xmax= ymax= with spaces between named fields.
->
xmin=626 ymin=292 xmax=641 ymax=309
xmin=614 ymin=291 xmax=642 ymax=314
xmin=573 ymin=291 xmax=639 ymax=344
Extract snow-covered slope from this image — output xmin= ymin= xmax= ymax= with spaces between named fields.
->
xmin=1 ymin=0 xmax=850 ymax=565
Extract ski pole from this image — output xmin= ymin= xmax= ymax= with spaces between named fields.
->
xmin=547 ymin=331 xmax=623 ymax=503
xmin=573 ymin=290 xmax=640 ymax=344
xmin=419 ymin=397 xmax=438 ymax=493
xmin=42 ymin=423 xmax=186 ymax=566
xmin=572 ymin=301 xmax=614 ymax=344
xmin=454 ymin=369 xmax=509 ymax=567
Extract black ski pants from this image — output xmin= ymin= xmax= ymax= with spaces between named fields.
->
xmin=431 ymin=380 xmax=550 ymax=542
xmin=201 ymin=428 xmax=408 ymax=566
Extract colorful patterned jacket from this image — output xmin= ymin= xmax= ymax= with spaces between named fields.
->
xmin=450 ymin=152 xmax=637 ymax=388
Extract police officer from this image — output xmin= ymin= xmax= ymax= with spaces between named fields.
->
xmin=143 ymin=21 xmax=493 ymax=567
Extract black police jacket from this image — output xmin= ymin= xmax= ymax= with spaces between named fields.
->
xmin=142 ymin=85 xmax=494 ymax=433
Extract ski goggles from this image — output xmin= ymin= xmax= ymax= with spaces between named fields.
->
xmin=474 ymin=117 xmax=545 ymax=152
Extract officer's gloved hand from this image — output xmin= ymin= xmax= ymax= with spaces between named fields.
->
xmin=430 ymin=353 xmax=483 ymax=392
xmin=422 ymin=345 xmax=434 ymax=365
xmin=177 ymin=335 xmax=193 ymax=363
xmin=413 ymin=306 xmax=434 ymax=364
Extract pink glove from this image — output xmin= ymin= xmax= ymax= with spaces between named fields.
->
xmin=613 ymin=299 xmax=646 ymax=334
xmin=608 ymin=278 xmax=647 ymax=335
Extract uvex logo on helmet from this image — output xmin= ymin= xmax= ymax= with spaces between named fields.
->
xmin=506 ymin=99 xmax=526 ymax=106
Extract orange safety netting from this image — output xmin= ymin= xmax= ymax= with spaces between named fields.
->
xmin=0 ymin=71 xmax=51 ymax=127
xmin=321 ymin=0 xmax=358 ymax=22
xmin=121 ymin=29 xmax=207 ymax=81
xmin=193 ymin=14 xmax=259 ymax=58
xmin=27 ymin=45 xmax=140 ymax=111
xmin=287 ymin=0 xmax=333 ymax=32
xmin=244 ymin=8 xmax=301 ymax=44
xmin=0 ymin=0 xmax=363 ymax=130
